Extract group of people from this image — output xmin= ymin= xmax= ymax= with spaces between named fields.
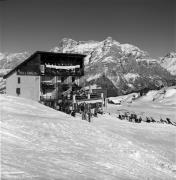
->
xmin=118 ymin=111 xmax=175 ymax=126
xmin=56 ymin=100 xmax=103 ymax=122
xmin=118 ymin=112 xmax=142 ymax=123
xmin=78 ymin=102 xmax=100 ymax=122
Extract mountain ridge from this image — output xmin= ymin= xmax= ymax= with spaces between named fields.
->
xmin=51 ymin=37 xmax=175 ymax=96
xmin=0 ymin=37 xmax=175 ymax=96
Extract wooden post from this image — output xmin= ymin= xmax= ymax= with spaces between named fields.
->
xmin=73 ymin=94 xmax=76 ymax=103
xmin=101 ymin=93 xmax=104 ymax=112
xmin=105 ymin=98 xmax=108 ymax=110
xmin=89 ymin=85 xmax=92 ymax=94
xmin=88 ymin=93 xmax=90 ymax=100
xmin=73 ymin=94 xmax=76 ymax=111
xmin=88 ymin=103 xmax=91 ymax=123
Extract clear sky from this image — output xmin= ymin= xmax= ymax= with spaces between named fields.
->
xmin=0 ymin=0 xmax=175 ymax=58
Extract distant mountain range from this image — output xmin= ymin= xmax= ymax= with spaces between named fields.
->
xmin=0 ymin=37 xmax=176 ymax=96
xmin=0 ymin=52 xmax=29 ymax=76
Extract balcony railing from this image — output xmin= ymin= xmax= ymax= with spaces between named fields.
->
xmin=44 ymin=68 xmax=83 ymax=76
xmin=40 ymin=96 xmax=56 ymax=101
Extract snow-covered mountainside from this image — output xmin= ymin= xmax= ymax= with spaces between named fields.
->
xmin=0 ymin=52 xmax=5 ymax=61
xmin=159 ymin=52 xmax=176 ymax=75
xmin=0 ymin=52 xmax=29 ymax=72
xmin=52 ymin=37 xmax=150 ymax=66
xmin=1 ymin=94 xmax=176 ymax=179
xmin=0 ymin=37 xmax=175 ymax=95
xmin=52 ymin=37 xmax=176 ymax=96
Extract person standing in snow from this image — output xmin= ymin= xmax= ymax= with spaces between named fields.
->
xmin=80 ymin=103 xmax=85 ymax=120
xmin=88 ymin=104 xmax=91 ymax=123
xmin=82 ymin=102 xmax=87 ymax=120
xmin=138 ymin=116 xmax=142 ymax=123
xmin=94 ymin=105 xmax=98 ymax=117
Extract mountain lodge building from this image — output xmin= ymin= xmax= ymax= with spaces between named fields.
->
xmin=3 ymin=51 xmax=106 ymax=113
xmin=3 ymin=51 xmax=85 ymax=102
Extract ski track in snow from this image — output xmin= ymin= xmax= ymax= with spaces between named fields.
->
xmin=0 ymin=95 xmax=176 ymax=180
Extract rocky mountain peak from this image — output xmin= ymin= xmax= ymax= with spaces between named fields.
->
xmin=164 ymin=52 xmax=176 ymax=58
xmin=159 ymin=51 xmax=176 ymax=75
xmin=55 ymin=38 xmax=78 ymax=52
xmin=104 ymin=36 xmax=113 ymax=44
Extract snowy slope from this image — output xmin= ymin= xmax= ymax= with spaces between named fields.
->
xmin=107 ymin=86 xmax=176 ymax=122
xmin=109 ymin=93 xmax=139 ymax=104
xmin=1 ymin=95 xmax=176 ymax=179
xmin=141 ymin=86 xmax=176 ymax=105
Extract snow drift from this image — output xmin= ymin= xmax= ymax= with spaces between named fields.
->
xmin=0 ymin=95 xmax=176 ymax=179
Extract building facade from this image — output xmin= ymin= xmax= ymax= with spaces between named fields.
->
xmin=6 ymin=71 xmax=40 ymax=101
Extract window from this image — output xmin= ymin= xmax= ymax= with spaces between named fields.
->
xmin=72 ymin=76 xmax=75 ymax=82
xmin=16 ymin=88 xmax=20 ymax=95
xmin=61 ymin=76 xmax=64 ymax=83
xmin=40 ymin=65 xmax=45 ymax=74
xmin=18 ymin=77 xmax=21 ymax=84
